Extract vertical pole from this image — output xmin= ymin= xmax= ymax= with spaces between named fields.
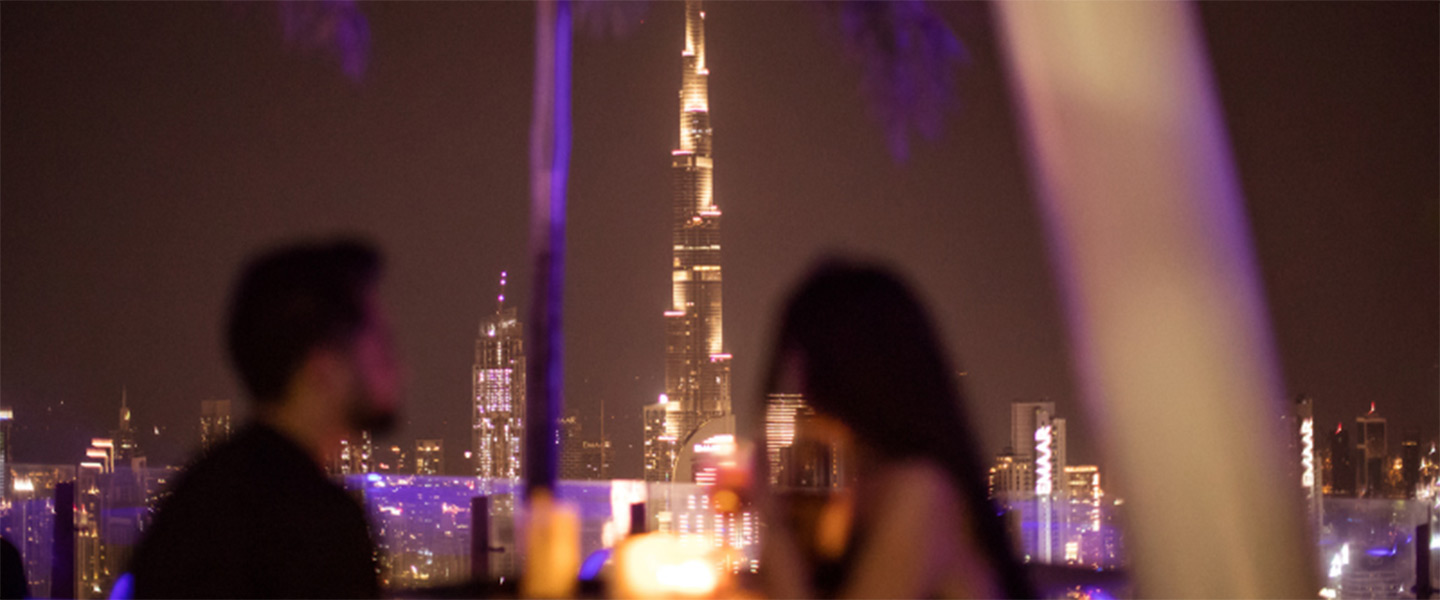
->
xmin=525 ymin=0 xmax=572 ymax=498
xmin=471 ymin=496 xmax=491 ymax=582
xmin=995 ymin=2 xmax=1317 ymax=596
xmin=53 ymin=482 xmax=75 ymax=600
xmin=1417 ymin=515 xmax=1433 ymax=600
xmin=629 ymin=502 xmax=646 ymax=536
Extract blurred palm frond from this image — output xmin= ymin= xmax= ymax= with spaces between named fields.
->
xmin=575 ymin=0 xmax=651 ymax=40
xmin=275 ymin=0 xmax=370 ymax=82
xmin=823 ymin=0 xmax=966 ymax=161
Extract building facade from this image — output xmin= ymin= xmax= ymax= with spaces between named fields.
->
xmin=474 ymin=272 xmax=525 ymax=480
xmin=643 ymin=396 xmax=681 ymax=482
xmin=415 ymin=439 xmax=443 ymax=475
xmin=1355 ymin=404 xmax=1386 ymax=497
xmin=198 ymin=399 xmax=232 ymax=455
xmin=763 ymin=393 xmax=815 ymax=486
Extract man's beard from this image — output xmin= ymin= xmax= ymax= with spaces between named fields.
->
xmin=347 ymin=392 xmax=397 ymax=437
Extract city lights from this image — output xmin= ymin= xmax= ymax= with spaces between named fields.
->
xmin=1301 ymin=418 xmax=1315 ymax=489
xmin=1035 ymin=424 xmax=1054 ymax=497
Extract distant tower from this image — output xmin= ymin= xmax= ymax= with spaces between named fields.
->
xmin=199 ymin=399 xmax=233 ymax=454
xmin=1011 ymin=401 xmax=1066 ymax=563
xmin=559 ymin=412 xmax=584 ymax=480
xmin=474 ymin=272 xmax=525 ymax=480
xmin=1327 ymin=423 xmax=1355 ymax=496
xmin=335 ymin=431 xmax=374 ymax=475
xmin=764 ymin=393 xmax=814 ymax=486
xmin=114 ymin=388 xmax=141 ymax=464
xmin=0 ymin=408 xmax=12 ymax=501
xmin=648 ymin=0 xmax=733 ymax=482
xmin=643 ymin=395 xmax=681 ymax=482
xmin=989 ymin=448 xmax=1033 ymax=501
xmin=1355 ymin=403 xmax=1386 ymax=497
xmin=1400 ymin=431 xmax=1420 ymax=498
xmin=1010 ymin=402 xmax=1067 ymax=496
xmin=415 ymin=439 xmax=443 ymax=475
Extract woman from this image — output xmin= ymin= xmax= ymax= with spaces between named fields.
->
xmin=760 ymin=260 xmax=1032 ymax=599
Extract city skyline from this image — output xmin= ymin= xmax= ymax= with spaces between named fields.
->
xmin=1 ymin=3 xmax=1434 ymax=484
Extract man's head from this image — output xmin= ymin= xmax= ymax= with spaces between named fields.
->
xmin=226 ymin=238 xmax=401 ymax=435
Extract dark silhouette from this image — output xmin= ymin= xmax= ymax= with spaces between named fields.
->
xmin=762 ymin=260 xmax=1033 ymax=598
xmin=128 ymin=238 xmax=400 ymax=598
xmin=1 ymin=537 xmax=27 ymax=599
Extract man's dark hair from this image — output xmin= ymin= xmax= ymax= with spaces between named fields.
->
xmin=226 ymin=238 xmax=382 ymax=404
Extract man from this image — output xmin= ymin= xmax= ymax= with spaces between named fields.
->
xmin=129 ymin=239 xmax=401 ymax=598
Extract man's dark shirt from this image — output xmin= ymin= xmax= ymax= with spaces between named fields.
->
xmin=129 ymin=423 xmax=380 ymax=598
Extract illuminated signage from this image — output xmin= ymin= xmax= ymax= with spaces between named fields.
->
xmin=1035 ymin=425 xmax=1053 ymax=497
xmin=1300 ymin=418 xmax=1315 ymax=489
xmin=693 ymin=434 xmax=735 ymax=456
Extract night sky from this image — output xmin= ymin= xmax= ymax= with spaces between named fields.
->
xmin=3 ymin=2 xmax=1435 ymax=482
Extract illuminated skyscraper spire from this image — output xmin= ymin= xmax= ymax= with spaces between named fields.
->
xmin=648 ymin=0 xmax=732 ymax=483
xmin=475 ymin=271 xmax=525 ymax=480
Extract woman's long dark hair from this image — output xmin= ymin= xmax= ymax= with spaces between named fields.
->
xmin=764 ymin=260 xmax=1033 ymax=598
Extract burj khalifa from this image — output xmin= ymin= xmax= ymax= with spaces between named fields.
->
xmin=644 ymin=0 xmax=733 ymax=482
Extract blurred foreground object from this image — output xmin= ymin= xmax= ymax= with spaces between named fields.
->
xmin=996 ymin=2 xmax=1318 ymax=596
xmin=520 ymin=491 xmax=580 ymax=598
xmin=613 ymin=532 xmax=721 ymax=599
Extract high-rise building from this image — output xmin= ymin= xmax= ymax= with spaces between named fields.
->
xmin=1355 ymin=403 xmax=1386 ymax=497
xmin=643 ymin=395 xmax=681 ymax=482
xmin=578 ymin=439 xmax=612 ymax=480
xmin=333 ymin=431 xmax=374 ymax=475
xmin=1063 ymin=465 xmax=1103 ymax=566
xmin=989 ymin=449 xmax=1033 ymax=500
xmin=1399 ymin=432 xmax=1420 ymax=498
xmin=1009 ymin=401 xmax=1067 ymax=563
xmin=199 ymin=399 xmax=233 ymax=454
xmin=1291 ymin=395 xmax=1321 ymax=519
xmin=1327 ymin=423 xmax=1355 ymax=496
xmin=764 ymin=393 xmax=815 ymax=486
xmin=474 ymin=272 xmax=525 ymax=480
xmin=559 ymin=412 xmax=612 ymax=481
xmin=376 ymin=444 xmax=409 ymax=474
xmin=647 ymin=0 xmax=734 ymax=482
xmin=113 ymin=389 xmax=140 ymax=463
xmin=559 ymin=412 xmax=583 ymax=479
xmin=415 ymin=439 xmax=443 ymax=475
xmin=0 ymin=408 xmax=12 ymax=501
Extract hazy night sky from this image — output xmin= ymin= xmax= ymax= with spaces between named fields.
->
xmin=3 ymin=2 xmax=1434 ymax=482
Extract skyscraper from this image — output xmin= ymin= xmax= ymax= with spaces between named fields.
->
xmin=472 ymin=274 xmax=526 ymax=579
xmin=474 ymin=272 xmax=525 ymax=480
xmin=1327 ymin=423 xmax=1355 ymax=496
xmin=1290 ymin=395 xmax=1321 ymax=520
xmin=415 ymin=439 xmax=443 ymax=476
xmin=1399 ymin=432 xmax=1420 ymax=498
xmin=643 ymin=395 xmax=681 ymax=482
xmin=1010 ymin=401 xmax=1067 ymax=563
xmin=1355 ymin=403 xmax=1386 ymax=497
xmin=559 ymin=412 xmax=612 ymax=481
xmin=113 ymin=389 xmax=140 ymax=464
xmin=989 ymin=448 xmax=1033 ymax=500
xmin=334 ymin=431 xmax=374 ymax=475
xmin=0 ymin=408 xmax=11 ymax=501
xmin=199 ymin=399 xmax=232 ymax=454
xmin=647 ymin=0 xmax=733 ymax=483
xmin=764 ymin=393 xmax=813 ymax=486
